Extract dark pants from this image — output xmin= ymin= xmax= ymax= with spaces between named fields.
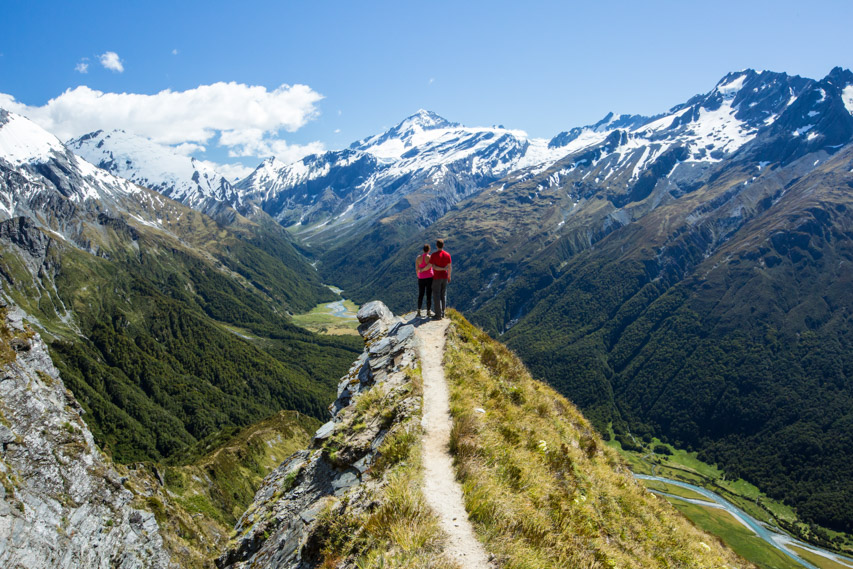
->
xmin=432 ymin=279 xmax=448 ymax=317
xmin=418 ymin=278 xmax=432 ymax=312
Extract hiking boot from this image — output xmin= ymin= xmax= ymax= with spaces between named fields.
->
xmin=416 ymin=310 xmax=422 ymax=318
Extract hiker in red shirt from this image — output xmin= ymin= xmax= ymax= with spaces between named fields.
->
xmin=430 ymin=239 xmax=451 ymax=319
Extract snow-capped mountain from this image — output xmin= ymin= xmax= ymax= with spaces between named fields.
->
xmin=236 ymin=109 xmax=569 ymax=244
xmin=537 ymin=70 xmax=814 ymax=191
xmin=323 ymin=67 xmax=853 ymax=304
xmin=67 ymin=129 xmax=241 ymax=218
xmin=0 ymin=109 xmax=151 ymax=226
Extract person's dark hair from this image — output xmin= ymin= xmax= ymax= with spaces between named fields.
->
xmin=423 ymin=244 xmax=430 ymax=253
xmin=436 ymin=239 xmax=444 ymax=249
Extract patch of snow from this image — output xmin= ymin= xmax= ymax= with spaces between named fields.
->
xmin=717 ymin=73 xmax=747 ymax=97
xmin=336 ymin=203 xmax=354 ymax=219
xmin=792 ymin=125 xmax=815 ymax=137
xmin=639 ymin=107 xmax=691 ymax=132
xmin=842 ymin=85 xmax=853 ymax=116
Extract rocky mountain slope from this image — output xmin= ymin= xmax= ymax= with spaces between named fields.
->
xmin=0 ymin=299 xmax=170 ymax=568
xmin=0 ymin=109 xmax=359 ymax=463
xmin=217 ymin=301 xmax=435 ymax=569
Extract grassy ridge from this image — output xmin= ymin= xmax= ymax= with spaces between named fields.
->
xmin=444 ymin=311 xmax=751 ymax=569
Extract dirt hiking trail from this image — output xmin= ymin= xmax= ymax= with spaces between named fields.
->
xmin=415 ymin=317 xmax=494 ymax=569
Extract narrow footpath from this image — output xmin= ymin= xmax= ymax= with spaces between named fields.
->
xmin=415 ymin=318 xmax=494 ymax=569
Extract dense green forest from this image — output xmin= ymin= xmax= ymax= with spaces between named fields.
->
xmin=501 ymin=197 xmax=853 ymax=532
xmin=0 ymin=209 xmax=361 ymax=464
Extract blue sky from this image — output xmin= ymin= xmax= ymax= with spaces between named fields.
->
xmin=2 ymin=0 xmax=852 ymax=176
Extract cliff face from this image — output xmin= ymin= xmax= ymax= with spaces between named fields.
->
xmin=217 ymin=301 xmax=423 ymax=569
xmin=0 ymin=300 xmax=170 ymax=569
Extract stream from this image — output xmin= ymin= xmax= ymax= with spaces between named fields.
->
xmin=323 ymin=286 xmax=358 ymax=319
xmin=325 ymin=299 xmax=358 ymax=319
xmin=634 ymin=474 xmax=853 ymax=569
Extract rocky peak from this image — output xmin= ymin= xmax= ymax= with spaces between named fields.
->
xmin=749 ymin=67 xmax=853 ymax=164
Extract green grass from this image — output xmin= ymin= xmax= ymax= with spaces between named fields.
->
xmin=610 ymin=437 xmax=837 ymax=549
xmin=787 ymin=545 xmax=853 ymax=569
xmin=669 ymin=499 xmax=805 ymax=569
xmin=292 ymin=299 xmax=360 ymax=336
xmin=643 ymin=480 xmax=711 ymax=502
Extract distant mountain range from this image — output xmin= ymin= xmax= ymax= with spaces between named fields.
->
xmin=3 ymin=66 xmax=853 ymax=534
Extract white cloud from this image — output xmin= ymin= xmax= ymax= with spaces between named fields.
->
xmin=196 ymin=159 xmax=254 ymax=182
xmin=173 ymin=142 xmax=205 ymax=155
xmin=99 ymin=51 xmax=124 ymax=72
xmin=334 ymin=128 xmax=341 ymax=134
xmin=429 ymin=77 xmax=435 ymax=85
xmin=75 ymin=60 xmax=89 ymax=74
xmin=220 ymin=128 xmax=324 ymax=163
xmin=0 ymin=82 xmax=324 ymax=163
xmin=172 ymin=48 xmax=179 ymax=55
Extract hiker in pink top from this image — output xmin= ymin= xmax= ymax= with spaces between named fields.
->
xmin=415 ymin=244 xmax=434 ymax=318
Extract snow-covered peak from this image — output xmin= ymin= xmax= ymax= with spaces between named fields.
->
xmin=67 ymin=129 xmax=238 ymax=207
xmin=0 ymin=110 xmax=158 ymax=224
xmin=250 ymin=156 xmax=290 ymax=185
xmin=0 ymin=109 xmax=67 ymax=166
xmin=399 ymin=109 xmax=454 ymax=131
xmin=350 ymin=110 xmax=463 ymax=158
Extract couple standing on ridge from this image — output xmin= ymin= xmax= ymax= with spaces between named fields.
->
xmin=415 ymin=239 xmax=451 ymax=320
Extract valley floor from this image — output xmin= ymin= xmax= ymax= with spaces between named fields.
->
xmin=608 ymin=441 xmax=853 ymax=569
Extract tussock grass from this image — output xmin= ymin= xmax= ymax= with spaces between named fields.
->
xmin=444 ymin=311 xmax=753 ymax=569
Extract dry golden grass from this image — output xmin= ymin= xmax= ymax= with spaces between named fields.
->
xmin=444 ymin=310 xmax=754 ymax=569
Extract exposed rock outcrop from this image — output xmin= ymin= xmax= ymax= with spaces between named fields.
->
xmin=217 ymin=301 xmax=419 ymax=569
xmin=0 ymin=300 xmax=170 ymax=569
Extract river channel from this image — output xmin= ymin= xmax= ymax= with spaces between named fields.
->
xmin=324 ymin=286 xmax=358 ymax=319
xmin=634 ymin=474 xmax=853 ymax=569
